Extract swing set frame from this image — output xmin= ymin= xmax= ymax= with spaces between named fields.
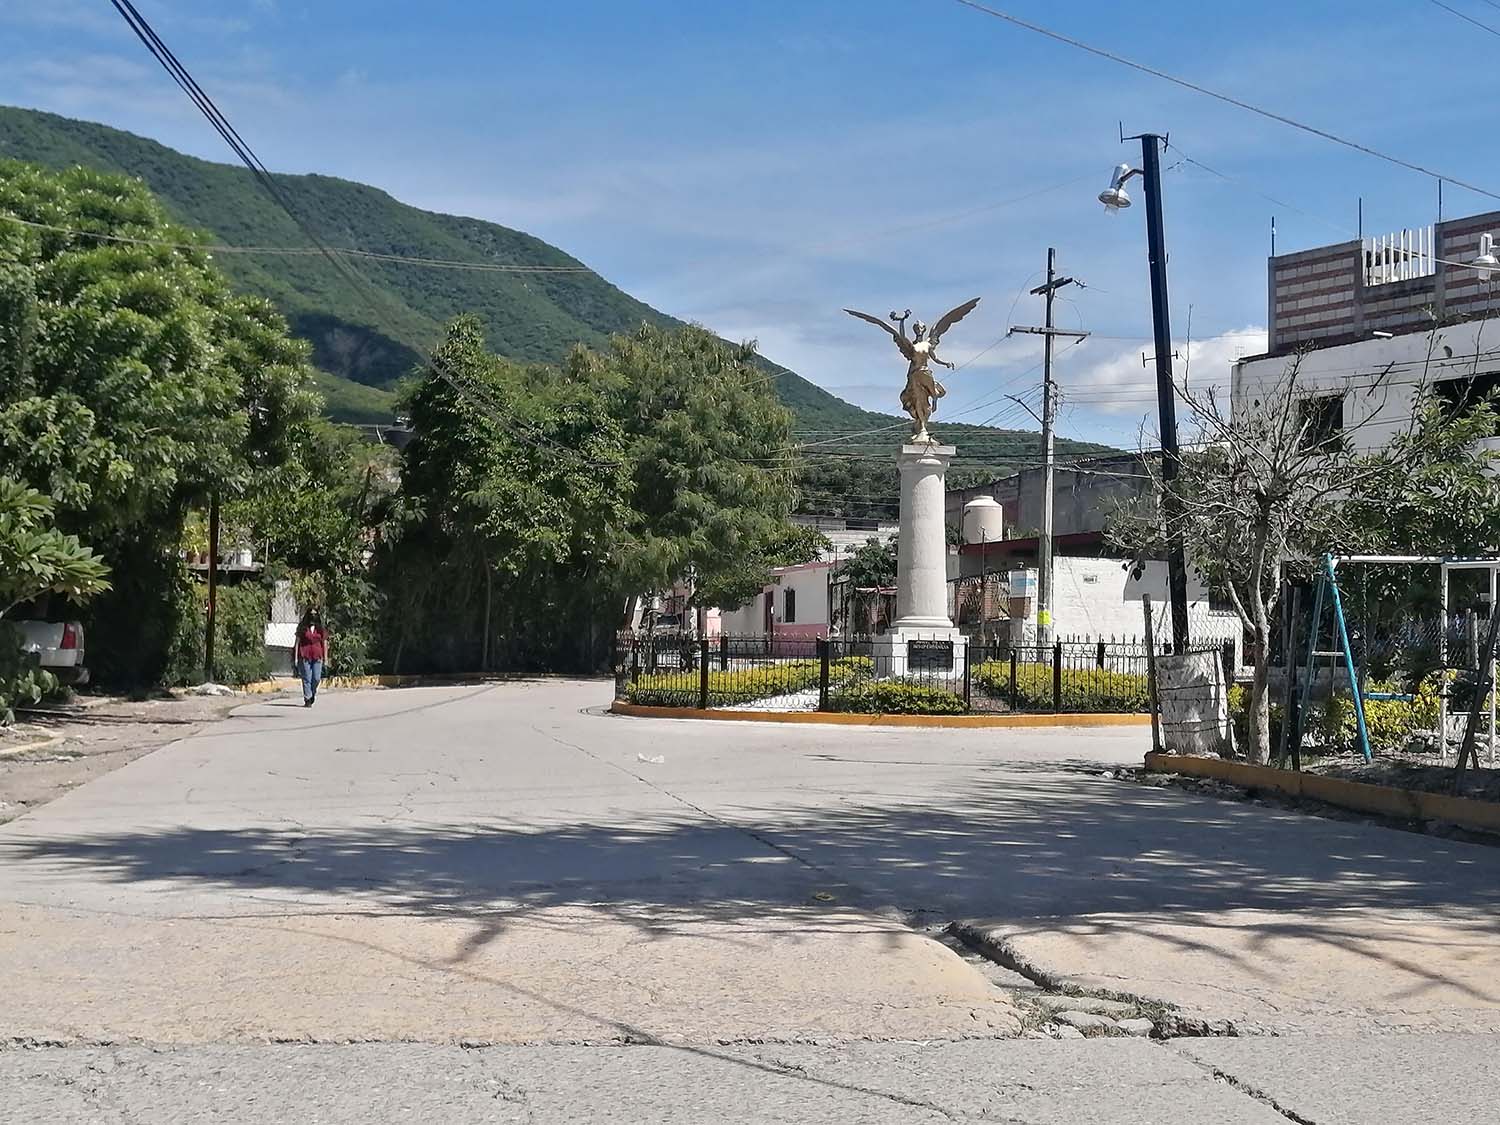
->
xmin=1287 ymin=553 xmax=1500 ymax=767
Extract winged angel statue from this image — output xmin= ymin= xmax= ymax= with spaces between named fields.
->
xmin=844 ymin=298 xmax=981 ymax=442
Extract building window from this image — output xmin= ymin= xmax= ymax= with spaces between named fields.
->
xmin=1435 ymin=372 xmax=1500 ymax=429
xmin=784 ymin=588 xmax=797 ymax=623
xmin=1298 ymin=394 xmax=1345 ymax=451
xmin=1208 ymin=588 xmax=1237 ymax=615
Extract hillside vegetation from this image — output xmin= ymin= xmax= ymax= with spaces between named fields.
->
xmin=0 ymin=104 xmax=1114 ymax=483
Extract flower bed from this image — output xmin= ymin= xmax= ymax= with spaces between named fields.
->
xmin=971 ymin=661 xmax=1150 ymax=713
xmin=626 ymin=656 xmax=872 ymax=708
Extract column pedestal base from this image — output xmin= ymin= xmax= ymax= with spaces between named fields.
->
xmin=872 ymin=627 xmax=968 ymax=679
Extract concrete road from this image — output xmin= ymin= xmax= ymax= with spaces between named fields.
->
xmin=2 ymin=678 xmax=1499 ymax=1121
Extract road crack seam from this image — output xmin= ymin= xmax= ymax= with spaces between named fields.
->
xmin=1195 ymin=1061 xmax=1318 ymax=1124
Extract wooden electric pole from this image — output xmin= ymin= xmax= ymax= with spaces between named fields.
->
xmin=1009 ymin=248 xmax=1087 ymax=648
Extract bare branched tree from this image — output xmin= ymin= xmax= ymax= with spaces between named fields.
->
xmin=1111 ymin=356 xmax=1397 ymax=763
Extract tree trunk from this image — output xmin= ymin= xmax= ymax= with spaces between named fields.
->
xmin=1245 ymin=627 xmax=1272 ymax=764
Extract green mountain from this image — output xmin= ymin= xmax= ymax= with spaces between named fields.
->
xmin=0 ymin=105 xmax=1114 ymax=474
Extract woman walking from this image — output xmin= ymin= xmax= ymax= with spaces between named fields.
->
xmin=294 ymin=607 xmax=329 ymax=707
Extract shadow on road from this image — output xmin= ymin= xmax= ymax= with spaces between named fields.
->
xmin=6 ymin=769 xmax=1500 ymax=975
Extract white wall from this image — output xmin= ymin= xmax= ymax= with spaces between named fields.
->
xmin=717 ymin=562 xmax=833 ymax=636
xmin=1233 ymin=319 xmax=1500 ymax=455
xmin=1047 ymin=557 xmax=1242 ymax=653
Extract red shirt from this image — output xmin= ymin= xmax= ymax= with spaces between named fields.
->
xmin=297 ymin=626 xmax=327 ymax=662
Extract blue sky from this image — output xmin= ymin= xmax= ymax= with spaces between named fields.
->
xmin=5 ymin=0 xmax=1500 ymax=446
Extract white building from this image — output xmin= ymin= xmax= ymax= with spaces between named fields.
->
xmin=790 ymin=514 xmax=900 ymax=559
xmin=718 ymin=560 xmax=836 ymax=640
xmin=953 ymin=538 xmax=1241 ymax=655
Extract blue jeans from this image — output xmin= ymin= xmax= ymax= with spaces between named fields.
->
xmin=300 ymin=658 xmax=324 ymax=702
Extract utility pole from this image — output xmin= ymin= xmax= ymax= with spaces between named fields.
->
xmin=1009 ymin=248 xmax=1087 ymax=648
xmin=204 ymin=492 xmax=219 ymax=683
xmin=1137 ymin=134 xmax=1191 ymax=654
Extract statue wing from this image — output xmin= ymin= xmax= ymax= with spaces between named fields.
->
xmin=845 ymin=308 xmax=914 ymax=359
xmin=928 ymin=296 xmax=981 ymax=346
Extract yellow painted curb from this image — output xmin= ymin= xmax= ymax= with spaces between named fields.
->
xmin=610 ymin=700 xmax=1153 ymax=730
xmin=238 ymin=680 xmax=287 ymax=695
xmin=1143 ymin=751 xmax=1500 ymax=834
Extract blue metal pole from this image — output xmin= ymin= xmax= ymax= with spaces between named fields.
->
xmin=1324 ymin=554 xmax=1373 ymax=763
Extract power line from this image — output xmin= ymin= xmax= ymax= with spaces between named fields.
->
xmin=1428 ymin=0 xmax=1500 ymax=38
xmin=950 ymin=0 xmax=1500 ymax=203
xmin=107 ymin=0 xmax=610 ymax=471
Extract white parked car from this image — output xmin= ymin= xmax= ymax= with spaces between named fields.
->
xmin=15 ymin=618 xmax=89 ymax=685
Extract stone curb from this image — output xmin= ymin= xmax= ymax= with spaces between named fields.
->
xmin=610 ymin=700 xmax=1154 ymax=730
xmin=1143 ymin=750 xmax=1500 ymax=834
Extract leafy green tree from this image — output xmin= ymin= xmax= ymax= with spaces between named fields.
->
xmin=1357 ymin=395 xmax=1500 ymax=557
xmin=840 ymin=537 xmax=898 ymax=590
xmin=568 ymin=324 xmax=799 ymax=616
xmin=380 ymin=316 xmax=627 ymax=671
xmin=0 ymin=477 xmax=110 ymax=619
xmin=0 ymin=161 xmax=321 ymax=682
xmin=228 ymin=421 xmax=392 ymax=676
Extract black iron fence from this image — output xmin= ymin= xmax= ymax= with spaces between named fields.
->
xmin=614 ymin=632 xmax=1207 ymax=716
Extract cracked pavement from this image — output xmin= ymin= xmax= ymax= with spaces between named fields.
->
xmin=1 ymin=679 xmax=1497 ymax=1121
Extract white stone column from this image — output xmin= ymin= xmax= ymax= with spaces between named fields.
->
xmin=894 ymin=443 xmax=956 ymax=629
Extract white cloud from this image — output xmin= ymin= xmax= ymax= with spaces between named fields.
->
xmin=1066 ymin=326 xmax=1267 ymax=415
xmin=21 ymin=55 xmax=150 ymax=85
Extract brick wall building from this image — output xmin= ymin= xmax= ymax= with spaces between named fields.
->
xmin=1268 ymin=210 xmax=1500 ymax=353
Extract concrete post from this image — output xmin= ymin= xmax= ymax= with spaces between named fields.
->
xmin=894 ymin=443 xmax=956 ymax=630
xmin=875 ymin=442 xmax=966 ymax=679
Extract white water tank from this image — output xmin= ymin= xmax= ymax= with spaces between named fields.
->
xmin=962 ymin=495 xmax=1005 ymax=545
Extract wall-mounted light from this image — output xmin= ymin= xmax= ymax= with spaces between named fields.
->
xmin=1473 ymin=233 xmax=1499 ymax=281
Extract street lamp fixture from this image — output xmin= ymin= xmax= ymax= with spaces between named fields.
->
xmin=1099 ymin=164 xmax=1139 ymax=213
xmin=1473 ymin=233 xmax=1499 ymax=281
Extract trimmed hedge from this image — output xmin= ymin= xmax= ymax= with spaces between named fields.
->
xmin=827 ymin=677 xmax=966 ymax=715
xmin=627 ymin=656 xmax=872 ymax=708
xmin=971 ymin=660 xmax=1150 ymax=713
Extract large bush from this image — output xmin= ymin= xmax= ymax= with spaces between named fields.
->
xmin=972 ymin=660 xmax=1150 ymax=713
xmin=1232 ymin=677 xmax=1443 ymax=758
xmin=164 ymin=578 xmax=270 ymax=686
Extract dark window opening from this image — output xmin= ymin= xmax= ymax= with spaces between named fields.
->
xmin=1434 ymin=371 xmax=1500 ymax=430
xmin=784 ymin=588 xmax=797 ymax=623
xmin=844 ymin=517 xmax=880 ymax=532
xmin=1299 ymin=394 xmax=1346 ymax=451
